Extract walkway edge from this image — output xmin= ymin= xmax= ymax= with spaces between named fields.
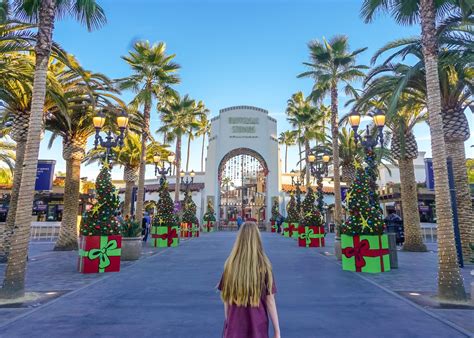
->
xmin=317 ymin=250 xmax=473 ymax=337
xmin=0 ymin=240 xmax=193 ymax=331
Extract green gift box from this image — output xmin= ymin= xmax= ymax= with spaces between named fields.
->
xmin=283 ymin=222 xmax=298 ymax=238
xmin=151 ymin=226 xmax=179 ymax=248
xmin=282 ymin=222 xmax=288 ymax=236
xmin=203 ymin=221 xmax=215 ymax=232
xmin=341 ymin=234 xmax=390 ymax=273
xmin=191 ymin=224 xmax=200 ymax=238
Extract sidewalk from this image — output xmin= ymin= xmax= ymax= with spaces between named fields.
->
xmin=0 ymin=232 xmax=471 ymax=337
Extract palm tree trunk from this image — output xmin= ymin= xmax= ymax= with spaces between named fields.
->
xmin=330 ymin=84 xmax=342 ymax=232
xmin=136 ymin=100 xmax=151 ymax=221
xmin=330 ymin=83 xmax=342 ymax=259
xmin=298 ymin=131 xmax=302 ymax=174
xmin=304 ymin=139 xmax=311 ymax=186
xmin=0 ymin=0 xmax=56 ymax=299
xmin=285 ymin=144 xmax=288 ymax=173
xmin=186 ymin=132 xmax=191 ymax=172
xmin=55 ymin=141 xmax=85 ymax=251
xmin=398 ymin=157 xmax=426 ymax=252
xmin=446 ymin=140 xmax=473 ymax=262
xmin=0 ymin=140 xmax=26 ymax=262
xmin=200 ymin=133 xmax=206 ymax=172
xmin=123 ymin=165 xmax=138 ymax=217
xmin=174 ymin=135 xmax=182 ymax=203
xmin=420 ymin=0 xmax=466 ymax=301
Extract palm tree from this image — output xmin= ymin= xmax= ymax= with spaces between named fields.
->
xmin=338 ymin=128 xmax=362 ymax=186
xmin=0 ymin=140 xmax=15 ymax=174
xmin=196 ymin=113 xmax=211 ymax=172
xmin=361 ymin=0 xmax=467 ymax=301
xmin=185 ymin=101 xmax=209 ymax=172
xmin=1 ymin=0 xmax=106 ymax=299
xmin=119 ymin=40 xmax=180 ymax=223
xmin=85 ymin=132 xmax=169 ymax=217
xmin=158 ymin=94 xmax=204 ymax=202
xmin=298 ymin=36 xmax=368 ymax=249
xmin=286 ymin=92 xmax=325 ymax=185
xmin=45 ymin=61 xmax=123 ymax=251
xmin=366 ymin=14 xmax=473 ymax=261
xmin=278 ymin=131 xmax=297 ymax=173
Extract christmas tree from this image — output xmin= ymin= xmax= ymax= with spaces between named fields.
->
xmin=286 ymin=193 xmax=299 ymax=223
xmin=340 ymin=166 xmax=385 ymax=236
xmin=181 ymin=191 xmax=198 ymax=224
xmin=270 ymin=199 xmax=280 ymax=221
xmin=203 ymin=200 xmax=216 ymax=222
xmin=152 ymin=181 xmax=178 ymax=227
xmin=300 ymin=187 xmax=323 ymax=227
xmin=80 ymin=163 xmax=121 ymax=236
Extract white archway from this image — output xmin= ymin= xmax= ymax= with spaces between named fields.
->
xmin=204 ymin=106 xmax=281 ymax=223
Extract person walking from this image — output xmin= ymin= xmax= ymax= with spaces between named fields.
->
xmin=236 ymin=215 xmax=243 ymax=230
xmin=218 ymin=222 xmax=281 ymax=338
xmin=142 ymin=212 xmax=151 ymax=242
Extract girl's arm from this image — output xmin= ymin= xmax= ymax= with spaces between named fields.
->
xmin=266 ymin=294 xmax=281 ymax=338
xmin=224 ymin=302 xmax=228 ymax=320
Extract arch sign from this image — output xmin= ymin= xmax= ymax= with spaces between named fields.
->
xmin=204 ymin=106 xmax=281 ymax=223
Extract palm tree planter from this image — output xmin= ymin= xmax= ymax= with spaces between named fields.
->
xmin=151 ymin=225 xmax=179 ymax=248
xmin=181 ymin=190 xmax=200 ymax=238
xmin=78 ymin=235 xmax=122 ymax=273
xmin=78 ymin=164 xmax=122 ymax=274
xmin=298 ymin=188 xmax=325 ymax=248
xmin=283 ymin=193 xmax=299 ymax=238
xmin=202 ymin=200 xmax=216 ymax=233
xmin=180 ymin=222 xmax=192 ymax=238
xmin=120 ymin=219 xmax=142 ymax=261
xmin=340 ymin=166 xmax=390 ymax=273
xmin=151 ymin=182 xmax=179 ymax=248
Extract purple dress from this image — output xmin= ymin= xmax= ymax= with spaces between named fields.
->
xmin=218 ymin=276 xmax=277 ymax=338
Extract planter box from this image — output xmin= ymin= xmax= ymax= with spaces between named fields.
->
xmin=271 ymin=220 xmax=278 ymax=233
xmin=341 ymin=234 xmax=390 ymax=273
xmin=202 ymin=221 xmax=215 ymax=232
xmin=281 ymin=222 xmax=288 ymax=236
xmin=191 ymin=224 xmax=200 ymax=238
xmin=78 ymin=235 xmax=121 ymax=273
xmin=283 ymin=222 xmax=298 ymax=238
xmin=180 ymin=222 xmax=191 ymax=238
xmin=298 ymin=226 xmax=325 ymax=247
xmin=121 ymin=237 xmax=142 ymax=261
xmin=151 ymin=226 xmax=179 ymax=248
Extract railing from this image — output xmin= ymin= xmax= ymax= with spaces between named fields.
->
xmin=29 ymin=222 xmax=61 ymax=241
xmin=420 ymin=223 xmax=437 ymax=242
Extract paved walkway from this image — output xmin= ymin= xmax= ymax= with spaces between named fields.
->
xmin=0 ymin=232 xmax=471 ymax=337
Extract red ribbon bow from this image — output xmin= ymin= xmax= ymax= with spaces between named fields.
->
xmin=153 ymin=228 xmax=178 ymax=246
xmin=342 ymin=236 xmax=389 ymax=272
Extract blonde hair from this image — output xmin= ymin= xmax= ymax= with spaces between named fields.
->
xmin=221 ymin=222 xmax=273 ymax=307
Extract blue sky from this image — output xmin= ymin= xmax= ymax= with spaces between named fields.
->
xmin=39 ymin=0 xmax=474 ymax=180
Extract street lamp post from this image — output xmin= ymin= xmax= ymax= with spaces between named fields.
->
xmin=93 ymin=110 xmax=129 ymax=162
xmin=348 ymin=109 xmax=386 ymax=204
xmin=153 ymin=153 xmax=176 ymax=185
xmin=307 ymin=153 xmax=330 ymax=212
xmin=180 ymin=170 xmax=195 ymax=192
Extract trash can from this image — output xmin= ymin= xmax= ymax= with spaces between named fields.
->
xmin=386 ymin=232 xmax=398 ymax=269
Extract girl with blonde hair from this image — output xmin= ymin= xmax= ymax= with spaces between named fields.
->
xmin=218 ymin=222 xmax=281 ymax=338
